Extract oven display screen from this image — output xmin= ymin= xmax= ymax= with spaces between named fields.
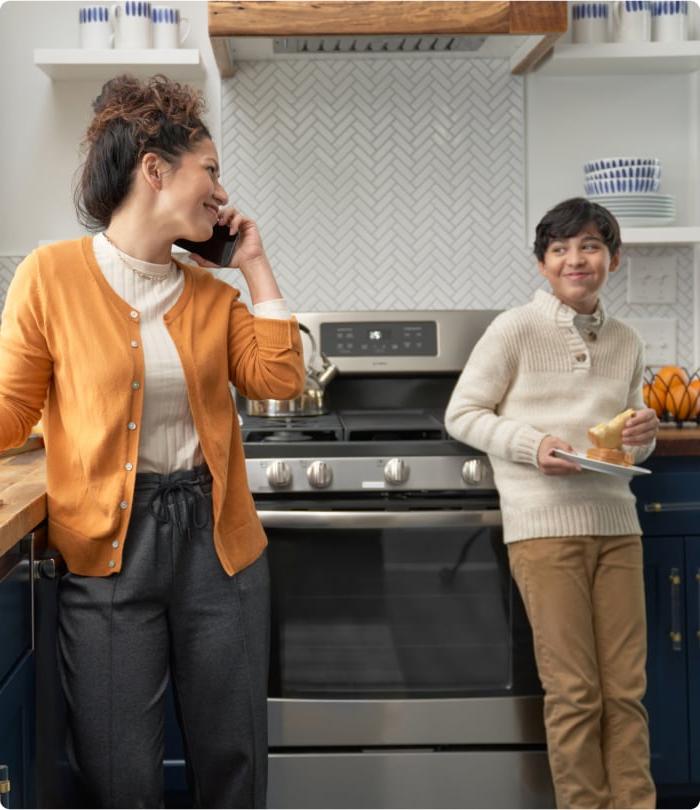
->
xmin=321 ymin=321 xmax=437 ymax=357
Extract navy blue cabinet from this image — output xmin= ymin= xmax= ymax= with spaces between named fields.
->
xmin=632 ymin=456 xmax=700 ymax=797
xmin=642 ymin=535 xmax=689 ymax=783
xmin=0 ymin=538 xmax=35 ymax=809
xmin=686 ymin=539 xmax=700 ymax=786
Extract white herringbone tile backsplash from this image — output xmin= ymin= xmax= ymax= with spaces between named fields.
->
xmin=0 ymin=58 xmax=694 ymax=369
xmin=220 ymin=57 xmax=694 ymax=368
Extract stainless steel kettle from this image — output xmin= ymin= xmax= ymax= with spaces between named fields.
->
xmin=246 ymin=323 xmax=339 ymax=417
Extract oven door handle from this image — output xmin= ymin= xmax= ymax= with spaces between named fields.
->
xmin=257 ymin=509 xmax=502 ymax=530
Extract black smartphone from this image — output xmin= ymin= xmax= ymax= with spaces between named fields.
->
xmin=174 ymin=224 xmax=239 ymax=266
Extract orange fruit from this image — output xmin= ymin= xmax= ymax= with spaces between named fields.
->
xmin=665 ymin=381 xmax=700 ymax=421
xmin=643 ymin=382 xmax=665 ymax=417
xmin=652 ymin=365 xmax=689 ymax=405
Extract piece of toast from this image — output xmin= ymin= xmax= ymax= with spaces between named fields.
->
xmin=587 ymin=408 xmax=635 ymax=450
xmin=586 ymin=447 xmax=634 ymax=466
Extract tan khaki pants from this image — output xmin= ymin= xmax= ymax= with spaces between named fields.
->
xmin=508 ymin=534 xmax=655 ymax=810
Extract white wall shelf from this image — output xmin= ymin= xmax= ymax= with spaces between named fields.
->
xmin=539 ymin=41 xmax=700 ymax=76
xmin=33 ymin=48 xmax=205 ymax=80
xmin=621 ymin=226 xmax=700 ymax=245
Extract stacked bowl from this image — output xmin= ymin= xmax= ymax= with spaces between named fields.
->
xmin=583 ymin=157 xmax=675 ymax=226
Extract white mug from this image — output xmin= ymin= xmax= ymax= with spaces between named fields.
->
xmin=79 ymin=5 xmax=114 ymax=49
xmin=652 ymin=0 xmax=689 ymax=41
xmin=572 ymin=3 xmax=610 ymax=43
xmin=612 ymin=0 xmax=652 ymax=41
xmin=111 ymin=1 xmax=152 ymax=49
xmin=152 ymin=6 xmax=190 ymax=48
xmin=689 ymin=0 xmax=700 ymax=38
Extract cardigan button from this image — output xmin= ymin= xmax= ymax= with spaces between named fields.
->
xmin=124 ymin=462 xmax=133 ymax=471
xmin=130 ymin=340 xmax=139 ymax=348
xmin=131 ymin=381 xmax=140 ymax=390
xmin=119 ymin=500 xmax=128 ymax=510
xmin=112 ymin=540 xmax=119 ymax=549
xmin=575 ymin=353 xmax=588 ymax=362
xmin=108 ymin=560 xmax=115 ymax=569
xmin=128 ymin=422 xmax=136 ymax=430
xmin=130 ymin=310 xmax=139 ymax=320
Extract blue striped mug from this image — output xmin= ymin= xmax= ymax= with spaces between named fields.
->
xmin=152 ymin=6 xmax=190 ymax=48
xmin=111 ymin=1 xmax=152 ymax=49
xmin=79 ymin=6 xmax=114 ymax=49
xmin=612 ymin=0 xmax=652 ymax=41
xmin=572 ymin=3 xmax=610 ymax=43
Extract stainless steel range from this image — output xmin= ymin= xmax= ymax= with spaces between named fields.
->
xmin=240 ymin=311 xmax=554 ymax=809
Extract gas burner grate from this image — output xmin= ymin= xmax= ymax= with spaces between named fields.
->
xmin=241 ymin=414 xmax=344 ymax=443
xmin=339 ymin=410 xmax=445 ymax=442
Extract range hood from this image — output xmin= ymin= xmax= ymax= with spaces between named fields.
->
xmin=208 ymin=1 xmax=568 ymax=77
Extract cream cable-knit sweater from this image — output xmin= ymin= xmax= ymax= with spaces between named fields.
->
xmin=93 ymin=233 xmax=290 ymax=474
xmin=445 ymin=289 xmax=654 ymax=544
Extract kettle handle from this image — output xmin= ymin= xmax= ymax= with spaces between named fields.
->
xmin=298 ymin=322 xmax=318 ymax=369
xmin=298 ymin=322 xmax=336 ymax=379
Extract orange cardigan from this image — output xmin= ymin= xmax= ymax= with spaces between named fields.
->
xmin=0 ymin=237 xmax=304 ymax=576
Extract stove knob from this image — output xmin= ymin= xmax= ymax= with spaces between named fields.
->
xmin=461 ymin=458 xmax=484 ymax=486
xmin=384 ymin=457 xmax=409 ymax=485
xmin=307 ymin=460 xmax=333 ymax=489
xmin=266 ymin=460 xmax=292 ymax=489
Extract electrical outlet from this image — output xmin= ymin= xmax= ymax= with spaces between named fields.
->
xmin=626 ymin=255 xmax=677 ymax=304
xmin=621 ymin=318 xmax=677 ymax=366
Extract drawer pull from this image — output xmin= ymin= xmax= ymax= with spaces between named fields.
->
xmin=644 ymin=501 xmax=700 ymax=513
xmin=670 ymin=567 xmax=682 ymax=652
xmin=0 ymin=764 xmax=10 ymax=795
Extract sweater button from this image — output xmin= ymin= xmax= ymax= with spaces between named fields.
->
xmin=119 ymin=500 xmax=128 ymax=510
xmin=112 ymin=540 xmax=119 ymax=549
xmin=130 ymin=310 xmax=139 ymax=320
xmin=575 ymin=353 xmax=587 ymax=362
xmin=124 ymin=462 xmax=133 ymax=471
xmin=131 ymin=381 xmax=140 ymax=390
xmin=108 ymin=560 xmax=115 ymax=569
xmin=130 ymin=340 xmax=139 ymax=348
xmin=128 ymin=422 xmax=136 ymax=430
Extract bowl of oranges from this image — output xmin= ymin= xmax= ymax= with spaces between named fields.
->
xmin=643 ymin=366 xmax=700 ymax=424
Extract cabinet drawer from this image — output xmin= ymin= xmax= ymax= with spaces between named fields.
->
xmin=0 ymin=541 xmax=33 ymax=686
xmin=632 ymin=458 xmax=700 ymax=536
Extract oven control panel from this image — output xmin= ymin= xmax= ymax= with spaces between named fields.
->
xmin=320 ymin=321 xmax=437 ymax=357
xmin=246 ymin=455 xmax=494 ymax=493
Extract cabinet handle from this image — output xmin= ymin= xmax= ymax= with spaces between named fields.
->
xmin=0 ymin=764 xmax=10 ymax=804
xmin=644 ymin=501 xmax=700 ymax=513
xmin=33 ymin=558 xmax=56 ymax=580
xmin=670 ymin=567 xmax=683 ymax=652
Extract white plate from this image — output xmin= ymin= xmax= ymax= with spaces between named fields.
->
xmin=590 ymin=193 xmax=673 ymax=202
xmin=552 ymin=449 xmax=651 ymax=477
xmin=615 ymin=217 xmax=676 ymax=227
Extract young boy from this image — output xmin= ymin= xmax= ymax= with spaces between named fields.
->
xmin=445 ymin=197 xmax=658 ymax=809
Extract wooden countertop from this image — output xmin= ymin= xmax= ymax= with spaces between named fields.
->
xmin=0 ymin=449 xmax=47 ymax=558
xmin=654 ymin=426 xmax=700 ymax=457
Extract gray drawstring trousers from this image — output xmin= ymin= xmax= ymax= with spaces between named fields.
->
xmin=58 ymin=465 xmax=270 ymax=808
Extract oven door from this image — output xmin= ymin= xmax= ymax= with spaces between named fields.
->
xmin=260 ymin=502 xmax=543 ymax=749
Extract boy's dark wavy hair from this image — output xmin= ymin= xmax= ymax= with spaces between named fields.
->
xmin=74 ymin=74 xmax=211 ymax=231
xmin=533 ymin=197 xmax=621 ymax=261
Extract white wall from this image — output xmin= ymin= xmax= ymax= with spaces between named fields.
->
xmin=0 ymin=0 xmax=221 ymax=254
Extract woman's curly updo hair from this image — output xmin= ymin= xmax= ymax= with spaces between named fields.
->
xmin=74 ymin=73 xmax=211 ymax=230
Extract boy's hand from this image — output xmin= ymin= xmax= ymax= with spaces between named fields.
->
xmin=537 ymin=435 xmax=582 ymax=475
xmin=621 ymin=408 xmax=659 ymax=446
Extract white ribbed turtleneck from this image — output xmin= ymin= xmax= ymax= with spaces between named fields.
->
xmin=92 ymin=232 xmax=289 ymax=473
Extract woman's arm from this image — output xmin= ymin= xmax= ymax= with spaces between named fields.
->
xmin=0 ymin=253 xmax=53 ymax=449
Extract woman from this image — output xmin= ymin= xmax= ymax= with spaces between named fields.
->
xmin=0 ymin=74 xmax=304 ymax=808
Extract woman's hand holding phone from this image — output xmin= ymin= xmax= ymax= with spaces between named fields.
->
xmin=185 ymin=206 xmax=264 ymax=270
xmin=186 ymin=206 xmax=284 ymax=304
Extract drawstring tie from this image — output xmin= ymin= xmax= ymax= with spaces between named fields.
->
xmin=148 ymin=477 xmax=209 ymax=541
